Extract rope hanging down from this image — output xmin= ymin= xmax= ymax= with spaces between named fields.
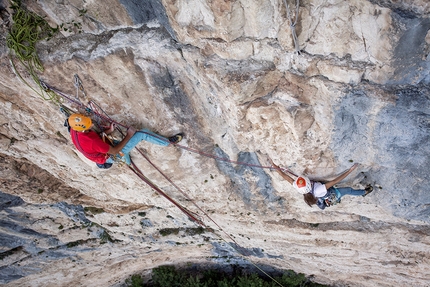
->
xmin=43 ymin=79 xmax=286 ymax=287
xmin=128 ymin=159 xmax=205 ymax=226
xmin=93 ymin=104 xmax=286 ymax=287
xmin=283 ymin=0 xmax=301 ymax=54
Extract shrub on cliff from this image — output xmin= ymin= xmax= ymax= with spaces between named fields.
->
xmin=126 ymin=264 xmax=327 ymax=287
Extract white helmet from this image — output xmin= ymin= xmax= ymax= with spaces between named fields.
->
xmin=293 ymin=176 xmax=312 ymax=194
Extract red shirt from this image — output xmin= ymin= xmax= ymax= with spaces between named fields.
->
xmin=70 ymin=130 xmax=110 ymax=164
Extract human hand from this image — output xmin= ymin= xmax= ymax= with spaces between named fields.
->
xmin=107 ymin=122 xmax=116 ymax=133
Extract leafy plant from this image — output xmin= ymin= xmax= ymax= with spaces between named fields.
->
xmin=6 ymin=0 xmax=59 ymax=101
xmin=66 ymin=239 xmax=84 ymax=248
xmin=83 ymin=206 xmax=105 ymax=215
xmin=159 ymin=228 xmax=180 ymax=236
xmin=126 ymin=275 xmax=144 ymax=287
xmin=6 ymin=0 xmax=86 ymax=102
xmin=99 ymin=230 xmax=113 ymax=244
xmin=125 ymin=265 xmax=328 ymax=287
xmin=237 ymin=274 xmax=265 ymax=287
xmin=152 ymin=265 xmax=184 ymax=287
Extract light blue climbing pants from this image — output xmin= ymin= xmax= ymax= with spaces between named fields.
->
xmin=335 ymin=187 xmax=366 ymax=198
xmin=106 ymin=129 xmax=169 ymax=165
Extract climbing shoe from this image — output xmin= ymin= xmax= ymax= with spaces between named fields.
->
xmin=363 ymin=184 xmax=373 ymax=197
xmin=168 ymin=133 xmax=184 ymax=144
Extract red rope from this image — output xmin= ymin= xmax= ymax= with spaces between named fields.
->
xmin=47 ymin=80 xmax=285 ymax=287
xmin=134 ymin=147 xmax=249 ymax=247
xmin=129 ymin=159 xmax=205 ymax=226
xmin=42 ymin=80 xmax=295 ymax=176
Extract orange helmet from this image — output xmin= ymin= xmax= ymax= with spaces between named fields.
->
xmin=68 ymin=114 xmax=92 ymax=131
xmin=293 ymin=176 xmax=312 ymax=194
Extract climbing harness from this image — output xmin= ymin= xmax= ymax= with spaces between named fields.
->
xmin=283 ymin=0 xmax=301 ymax=54
xmin=322 ymin=187 xmax=341 ymax=207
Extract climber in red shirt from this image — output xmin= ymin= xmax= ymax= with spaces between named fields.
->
xmin=68 ymin=114 xmax=182 ymax=168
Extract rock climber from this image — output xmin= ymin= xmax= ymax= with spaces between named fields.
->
xmin=270 ymin=160 xmax=373 ymax=209
xmin=68 ymin=113 xmax=183 ymax=169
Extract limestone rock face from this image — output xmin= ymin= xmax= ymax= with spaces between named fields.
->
xmin=0 ymin=0 xmax=429 ymax=286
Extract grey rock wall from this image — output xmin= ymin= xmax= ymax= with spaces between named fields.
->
xmin=332 ymin=86 xmax=430 ymax=222
xmin=0 ymin=0 xmax=429 ymax=286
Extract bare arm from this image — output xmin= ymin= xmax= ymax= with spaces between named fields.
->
xmin=324 ymin=163 xmax=358 ymax=189
xmin=107 ymin=127 xmax=136 ymax=155
xmin=270 ymin=159 xmax=295 ymax=185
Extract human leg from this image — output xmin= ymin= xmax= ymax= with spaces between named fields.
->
xmin=116 ymin=129 xmax=169 ymax=165
xmin=336 ymin=187 xmax=365 ymax=199
xmin=121 ymin=129 xmax=169 ymax=155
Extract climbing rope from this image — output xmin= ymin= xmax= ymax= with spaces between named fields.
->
xmin=128 ymin=159 xmax=205 ymax=226
xmin=42 ymin=80 xmax=298 ymax=178
xmin=7 ymin=0 xmax=60 ymax=102
xmin=132 ymin=146 xmax=285 ymax=286
xmin=130 ymin=162 xmax=284 ymax=287
xmin=42 ymin=80 xmax=297 ymax=177
xmin=45 ymin=78 xmax=286 ymax=287
xmin=174 ymin=141 xmax=298 ymax=177
xmin=283 ymin=0 xmax=301 ymax=54
xmin=83 ymin=105 xmax=286 ymax=286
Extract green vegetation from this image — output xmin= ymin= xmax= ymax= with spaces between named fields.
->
xmin=9 ymin=137 xmax=17 ymax=146
xmin=125 ymin=265 xmax=328 ymax=287
xmin=185 ymin=227 xmax=206 ymax=236
xmin=0 ymin=246 xmax=23 ymax=260
xmin=6 ymin=0 xmax=85 ymax=101
xmin=126 ymin=275 xmax=144 ymax=287
xmin=66 ymin=239 xmax=84 ymax=248
xmin=159 ymin=228 xmax=180 ymax=236
xmin=159 ymin=227 xmax=209 ymax=237
xmin=6 ymin=0 xmax=59 ymax=100
xmin=99 ymin=230 xmax=114 ymax=244
xmin=84 ymin=206 xmax=105 ymax=215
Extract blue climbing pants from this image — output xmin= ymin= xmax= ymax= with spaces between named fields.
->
xmin=336 ymin=187 xmax=366 ymax=199
xmin=106 ymin=129 xmax=169 ymax=165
